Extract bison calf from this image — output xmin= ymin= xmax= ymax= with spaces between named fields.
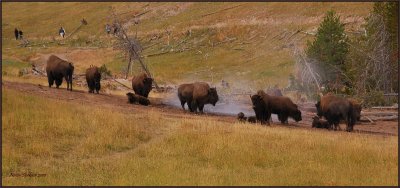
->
xmin=237 ymin=112 xmax=247 ymax=122
xmin=312 ymin=116 xmax=331 ymax=129
xmin=126 ymin=92 xmax=150 ymax=106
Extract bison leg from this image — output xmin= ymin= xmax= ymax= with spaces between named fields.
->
xmin=55 ymin=78 xmax=62 ymax=88
xmin=47 ymin=76 xmax=54 ymax=88
xmin=198 ymin=103 xmax=205 ymax=113
xmin=190 ymin=100 xmax=198 ymax=113
xmin=67 ymin=75 xmax=73 ymax=91
xmin=180 ymin=100 xmax=186 ymax=110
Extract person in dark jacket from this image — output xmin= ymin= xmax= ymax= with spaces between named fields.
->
xmin=18 ymin=30 xmax=23 ymax=39
xmin=14 ymin=28 xmax=19 ymax=40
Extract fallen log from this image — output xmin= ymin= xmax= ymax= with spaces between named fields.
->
xmin=361 ymin=111 xmax=398 ymax=116
xmin=371 ymin=106 xmax=398 ymax=110
xmin=360 ymin=115 xmax=398 ymax=122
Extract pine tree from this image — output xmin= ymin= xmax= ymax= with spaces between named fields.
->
xmin=306 ymin=10 xmax=349 ymax=86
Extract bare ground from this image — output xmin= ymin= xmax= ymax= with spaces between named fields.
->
xmin=2 ymin=81 xmax=398 ymax=136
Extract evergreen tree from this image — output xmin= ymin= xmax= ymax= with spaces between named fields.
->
xmin=306 ymin=10 xmax=349 ymax=86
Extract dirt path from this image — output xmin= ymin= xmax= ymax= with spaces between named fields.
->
xmin=2 ymin=81 xmax=398 ymax=136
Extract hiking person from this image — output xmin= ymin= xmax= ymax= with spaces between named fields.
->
xmin=59 ymin=27 xmax=66 ymax=38
xmin=18 ymin=30 xmax=23 ymax=40
xmin=14 ymin=28 xmax=19 ymax=40
xmin=105 ymin=24 xmax=111 ymax=34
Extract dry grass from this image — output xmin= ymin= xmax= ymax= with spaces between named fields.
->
xmin=2 ymin=88 xmax=397 ymax=186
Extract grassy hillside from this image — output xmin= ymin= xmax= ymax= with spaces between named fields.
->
xmin=2 ymin=2 xmax=373 ymax=87
xmin=2 ymin=87 xmax=398 ymax=186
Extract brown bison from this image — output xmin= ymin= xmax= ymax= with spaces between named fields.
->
xmin=177 ymin=82 xmax=219 ymax=113
xmin=315 ymin=94 xmax=357 ymax=132
xmin=312 ymin=116 xmax=330 ymax=129
xmin=237 ymin=112 xmax=247 ymax=122
xmin=251 ymin=90 xmax=302 ymax=124
xmin=46 ymin=55 xmax=74 ymax=91
xmin=132 ymin=73 xmax=153 ymax=98
xmin=126 ymin=92 xmax=150 ymax=106
xmin=85 ymin=65 xmax=101 ymax=94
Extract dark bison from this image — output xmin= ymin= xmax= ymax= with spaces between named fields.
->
xmin=237 ymin=112 xmax=247 ymax=122
xmin=132 ymin=73 xmax=153 ymax=98
xmin=251 ymin=90 xmax=302 ymax=124
xmin=315 ymin=94 xmax=357 ymax=132
xmin=85 ymin=65 xmax=101 ymax=94
xmin=237 ymin=112 xmax=257 ymax=124
xmin=177 ymin=82 xmax=219 ymax=113
xmin=46 ymin=55 xmax=74 ymax=91
xmin=312 ymin=116 xmax=330 ymax=129
xmin=126 ymin=92 xmax=150 ymax=106
xmin=247 ymin=116 xmax=257 ymax=123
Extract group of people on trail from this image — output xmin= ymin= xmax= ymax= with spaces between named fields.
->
xmin=14 ymin=28 xmax=23 ymax=40
xmin=105 ymin=23 xmax=119 ymax=35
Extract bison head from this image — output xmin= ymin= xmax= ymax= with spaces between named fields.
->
xmin=250 ymin=94 xmax=264 ymax=108
xmin=315 ymin=101 xmax=323 ymax=117
xmin=292 ymin=109 xmax=302 ymax=122
xmin=208 ymin=87 xmax=219 ymax=106
xmin=352 ymin=103 xmax=362 ymax=121
xmin=143 ymin=77 xmax=153 ymax=85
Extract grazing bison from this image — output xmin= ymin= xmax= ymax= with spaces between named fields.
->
xmin=312 ymin=116 xmax=330 ymax=129
xmin=177 ymin=82 xmax=219 ymax=113
xmin=251 ymin=90 xmax=302 ymax=124
xmin=46 ymin=55 xmax=74 ymax=91
xmin=85 ymin=65 xmax=101 ymax=94
xmin=126 ymin=92 xmax=150 ymax=106
xmin=315 ymin=94 xmax=357 ymax=132
xmin=132 ymin=73 xmax=153 ymax=98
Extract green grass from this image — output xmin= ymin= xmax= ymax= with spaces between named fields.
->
xmin=2 ymin=2 xmax=374 ymax=89
xmin=2 ymin=88 xmax=398 ymax=186
xmin=2 ymin=59 xmax=31 ymax=76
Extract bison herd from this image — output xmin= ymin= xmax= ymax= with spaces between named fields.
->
xmin=45 ymin=55 xmax=362 ymax=132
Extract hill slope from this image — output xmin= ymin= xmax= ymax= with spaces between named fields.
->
xmin=2 ymin=2 xmax=373 ymax=88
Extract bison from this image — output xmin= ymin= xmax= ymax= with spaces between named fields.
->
xmin=132 ymin=73 xmax=153 ymax=98
xmin=85 ymin=65 xmax=101 ymax=94
xmin=46 ymin=55 xmax=74 ymax=91
xmin=315 ymin=94 xmax=357 ymax=132
xmin=126 ymin=92 xmax=150 ymax=106
xmin=251 ymin=90 xmax=302 ymax=124
xmin=177 ymin=82 xmax=219 ymax=113
xmin=247 ymin=116 xmax=257 ymax=123
xmin=237 ymin=112 xmax=247 ymax=122
xmin=312 ymin=116 xmax=330 ymax=129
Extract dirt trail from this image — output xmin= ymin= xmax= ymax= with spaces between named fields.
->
xmin=2 ymin=81 xmax=398 ymax=136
